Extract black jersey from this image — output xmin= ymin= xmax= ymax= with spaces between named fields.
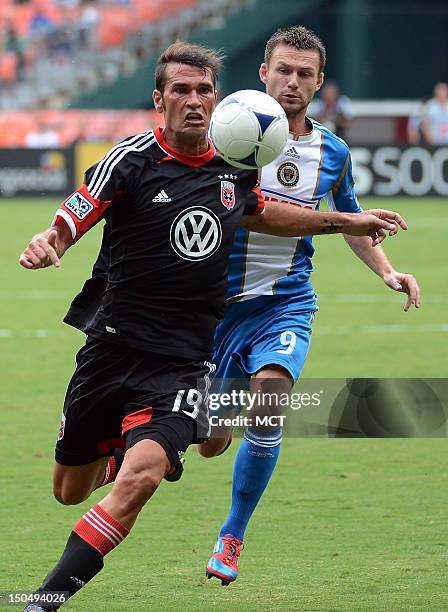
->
xmin=54 ymin=128 xmax=263 ymax=360
xmin=63 ymin=221 xmax=109 ymax=333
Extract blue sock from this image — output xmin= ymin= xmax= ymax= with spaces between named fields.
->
xmin=219 ymin=428 xmax=282 ymax=541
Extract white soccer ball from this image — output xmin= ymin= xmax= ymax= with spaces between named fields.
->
xmin=210 ymin=89 xmax=289 ymax=169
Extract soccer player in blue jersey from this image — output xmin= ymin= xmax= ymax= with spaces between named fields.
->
xmin=202 ymin=26 xmax=420 ymax=585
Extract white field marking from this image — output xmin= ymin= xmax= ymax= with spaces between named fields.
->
xmin=318 ymin=294 xmax=448 ymax=304
xmin=0 ymin=329 xmax=71 ymax=338
xmin=1 ymin=292 xmax=447 ymax=304
xmin=391 ymin=217 xmax=448 ymax=229
xmin=0 ymin=324 xmax=447 ymax=339
xmin=35 ymin=329 xmax=54 ymax=337
xmin=0 ymin=290 xmax=71 ymax=301
xmin=315 ymin=217 xmax=448 ymax=229
xmin=314 ymin=324 xmax=448 ymax=335
xmin=344 ymin=216 xmax=448 ymax=229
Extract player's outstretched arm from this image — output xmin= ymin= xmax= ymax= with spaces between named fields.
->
xmin=344 ymin=234 xmax=421 ymax=311
xmin=241 ymin=202 xmax=407 ymax=246
xmin=19 ymin=224 xmax=74 ymax=270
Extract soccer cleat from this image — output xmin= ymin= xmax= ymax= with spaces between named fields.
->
xmin=23 ymin=605 xmax=56 ymax=612
xmin=206 ymin=534 xmax=242 ymax=585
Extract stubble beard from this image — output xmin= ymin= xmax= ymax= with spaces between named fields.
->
xmin=285 ymin=102 xmax=308 ymax=121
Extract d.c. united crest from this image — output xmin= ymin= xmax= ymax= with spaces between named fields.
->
xmin=57 ymin=414 xmax=66 ymax=441
xmin=220 ymin=181 xmax=236 ymax=210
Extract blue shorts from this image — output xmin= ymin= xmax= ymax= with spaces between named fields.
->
xmin=212 ymin=295 xmax=315 ymax=390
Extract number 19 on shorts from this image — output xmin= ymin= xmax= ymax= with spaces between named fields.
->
xmin=172 ymin=388 xmax=203 ymax=420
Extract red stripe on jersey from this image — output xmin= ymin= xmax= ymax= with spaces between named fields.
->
xmin=251 ymin=182 xmax=265 ymax=216
xmin=96 ymin=437 xmax=125 ymax=455
xmin=53 ymin=184 xmax=112 ymax=241
xmin=153 ymin=127 xmax=215 ymax=167
xmin=157 ymin=155 xmax=174 ymax=165
xmin=122 ymin=407 xmax=153 ymax=435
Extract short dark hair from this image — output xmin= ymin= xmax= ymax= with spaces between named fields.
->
xmin=155 ymin=41 xmax=224 ymax=93
xmin=264 ymin=26 xmax=326 ymax=73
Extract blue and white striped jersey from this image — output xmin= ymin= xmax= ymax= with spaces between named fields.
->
xmin=227 ymin=119 xmax=362 ymax=309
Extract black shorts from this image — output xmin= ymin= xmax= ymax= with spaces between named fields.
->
xmin=55 ymin=337 xmax=213 ymax=469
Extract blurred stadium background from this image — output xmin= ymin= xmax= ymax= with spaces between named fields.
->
xmin=1 ymin=1 xmax=448 ymax=610
xmin=1 ymin=0 xmax=448 ymax=195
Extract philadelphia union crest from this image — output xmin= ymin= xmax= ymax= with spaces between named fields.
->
xmin=220 ymin=181 xmax=236 ymax=210
xmin=277 ymin=161 xmax=300 ymax=187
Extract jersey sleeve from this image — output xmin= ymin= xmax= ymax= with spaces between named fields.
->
xmin=242 ymin=175 xmax=265 ymax=216
xmin=51 ymin=146 xmax=136 ymax=241
xmin=329 ymin=152 xmax=363 ymax=213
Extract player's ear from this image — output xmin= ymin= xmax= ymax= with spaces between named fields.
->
xmin=316 ymin=72 xmax=324 ymax=92
xmin=259 ymin=63 xmax=268 ymax=84
xmin=153 ymin=89 xmax=164 ymax=113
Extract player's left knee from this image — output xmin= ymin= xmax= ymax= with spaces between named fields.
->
xmin=249 ymin=368 xmax=292 ymax=427
xmin=197 ymin=435 xmax=232 ymax=458
xmin=53 ymin=482 xmax=89 ymax=506
xmin=251 ymin=371 xmax=292 ymax=396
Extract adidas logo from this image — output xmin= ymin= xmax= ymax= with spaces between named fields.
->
xmin=285 ymin=146 xmax=301 ymax=160
xmin=152 ymin=190 xmax=171 ymax=203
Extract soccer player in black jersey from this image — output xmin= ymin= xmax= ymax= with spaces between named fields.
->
xmin=19 ymin=42 xmax=407 ymax=610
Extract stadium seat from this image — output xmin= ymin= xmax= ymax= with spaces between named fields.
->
xmin=0 ymin=52 xmax=18 ymax=83
xmin=97 ymin=6 xmax=133 ymax=48
xmin=9 ymin=4 xmax=34 ymax=38
xmin=0 ymin=0 xmax=235 ymax=113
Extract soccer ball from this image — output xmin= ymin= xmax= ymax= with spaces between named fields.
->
xmin=210 ymin=89 xmax=289 ymax=169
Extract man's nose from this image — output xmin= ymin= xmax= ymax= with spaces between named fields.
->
xmin=287 ymin=75 xmax=299 ymax=89
xmin=187 ymin=90 xmax=202 ymax=107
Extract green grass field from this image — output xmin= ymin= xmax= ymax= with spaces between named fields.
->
xmin=0 ymin=198 xmax=446 ymax=610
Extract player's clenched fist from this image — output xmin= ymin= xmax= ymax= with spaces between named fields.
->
xmin=19 ymin=229 xmax=61 ymax=269
xmin=19 ymin=225 xmax=73 ymax=270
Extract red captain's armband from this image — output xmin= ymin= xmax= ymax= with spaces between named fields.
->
xmin=52 ymin=184 xmax=111 ymax=241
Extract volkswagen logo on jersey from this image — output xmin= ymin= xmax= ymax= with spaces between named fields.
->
xmin=277 ymin=161 xmax=300 ymax=187
xmin=170 ymin=206 xmax=222 ymax=261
